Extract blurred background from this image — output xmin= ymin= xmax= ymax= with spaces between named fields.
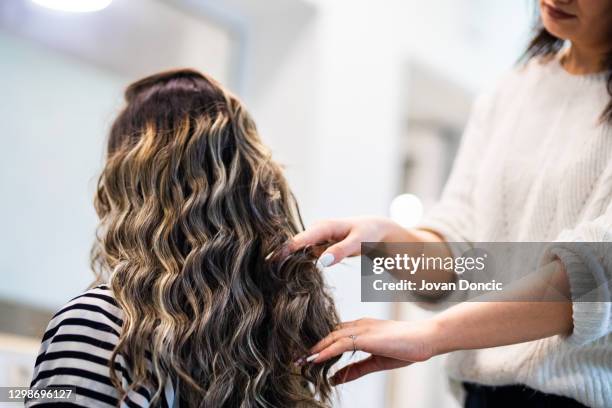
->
xmin=0 ymin=0 xmax=533 ymax=406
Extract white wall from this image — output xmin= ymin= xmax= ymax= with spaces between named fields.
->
xmin=389 ymin=0 xmax=533 ymax=92
xmin=0 ymin=31 xmax=126 ymax=308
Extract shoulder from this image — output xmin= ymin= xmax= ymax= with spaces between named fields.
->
xmin=468 ymin=56 xmax=555 ymax=126
xmin=486 ymin=55 xmax=558 ymax=103
xmin=45 ymin=284 xmax=123 ymax=342
xmin=28 ymin=285 xmax=131 ymax=406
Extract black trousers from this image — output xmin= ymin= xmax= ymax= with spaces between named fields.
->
xmin=463 ymin=383 xmax=589 ymax=408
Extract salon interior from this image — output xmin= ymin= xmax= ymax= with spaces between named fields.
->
xmin=0 ymin=0 xmax=532 ymax=406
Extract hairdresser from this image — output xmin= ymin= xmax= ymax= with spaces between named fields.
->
xmin=290 ymin=1 xmax=612 ymax=407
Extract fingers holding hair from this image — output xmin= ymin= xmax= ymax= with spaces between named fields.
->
xmin=309 ymin=320 xmax=359 ymax=355
xmin=289 ymin=221 xmax=342 ymax=250
xmin=306 ymin=320 xmax=364 ymax=364
xmin=318 ymin=232 xmax=361 ymax=267
xmin=286 ymin=220 xmax=354 ymax=261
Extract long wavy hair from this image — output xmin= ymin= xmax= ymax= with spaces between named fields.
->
xmin=90 ymin=69 xmax=339 ymax=407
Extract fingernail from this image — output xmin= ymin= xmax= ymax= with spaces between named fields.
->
xmin=306 ymin=353 xmax=319 ymax=363
xmin=317 ymin=253 xmax=335 ymax=268
xmin=294 ymin=358 xmax=305 ymax=366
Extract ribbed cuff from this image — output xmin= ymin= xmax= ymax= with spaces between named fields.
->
xmin=541 ymin=244 xmax=611 ymax=346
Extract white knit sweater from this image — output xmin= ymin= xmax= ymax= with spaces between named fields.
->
xmin=418 ymin=55 xmax=612 ymax=408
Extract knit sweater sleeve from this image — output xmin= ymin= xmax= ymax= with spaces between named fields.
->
xmin=540 ymin=207 xmax=612 ymax=346
xmin=416 ymin=90 xmax=496 ymax=256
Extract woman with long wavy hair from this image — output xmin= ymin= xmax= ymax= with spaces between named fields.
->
xmin=28 ymin=69 xmax=339 ymax=407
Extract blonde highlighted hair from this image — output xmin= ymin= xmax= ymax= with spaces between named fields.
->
xmin=91 ymin=69 xmax=339 ymax=407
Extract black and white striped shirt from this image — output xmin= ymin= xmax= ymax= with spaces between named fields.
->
xmin=29 ymin=285 xmax=176 ymax=407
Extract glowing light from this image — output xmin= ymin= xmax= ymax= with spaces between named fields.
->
xmin=389 ymin=193 xmax=424 ymax=228
xmin=31 ymin=0 xmax=112 ymax=13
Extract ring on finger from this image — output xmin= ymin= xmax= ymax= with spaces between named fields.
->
xmin=348 ymin=334 xmax=357 ymax=354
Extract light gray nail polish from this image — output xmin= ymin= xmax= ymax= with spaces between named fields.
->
xmin=317 ymin=253 xmax=335 ymax=268
xmin=306 ymin=353 xmax=319 ymax=363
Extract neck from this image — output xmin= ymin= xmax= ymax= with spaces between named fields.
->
xmin=562 ymin=43 xmax=607 ymax=75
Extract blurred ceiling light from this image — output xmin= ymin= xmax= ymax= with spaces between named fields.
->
xmin=31 ymin=0 xmax=112 ymax=12
xmin=389 ymin=193 xmax=424 ymax=228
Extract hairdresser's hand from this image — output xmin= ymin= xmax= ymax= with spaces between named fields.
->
xmin=289 ymin=217 xmax=438 ymax=267
xmin=305 ymin=318 xmax=438 ymax=385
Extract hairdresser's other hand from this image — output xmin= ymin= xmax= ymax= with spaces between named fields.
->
xmin=289 ymin=217 xmax=433 ymax=267
xmin=306 ymin=318 xmax=438 ymax=385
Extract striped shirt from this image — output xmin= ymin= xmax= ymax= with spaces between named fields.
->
xmin=28 ymin=285 xmax=177 ymax=407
